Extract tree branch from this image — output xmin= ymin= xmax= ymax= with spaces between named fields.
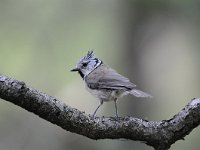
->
xmin=0 ymin=75 xmax=199 ymax=150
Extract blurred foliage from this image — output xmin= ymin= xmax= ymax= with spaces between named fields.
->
xmin=0 ymin=0 xmax=200 ymax=150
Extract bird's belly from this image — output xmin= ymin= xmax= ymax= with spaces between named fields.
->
xmin=86 ymin=85 xmax=123 ymax=102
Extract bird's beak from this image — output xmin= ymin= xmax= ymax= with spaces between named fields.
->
xmin=71 ymin=68 xmax=80 ymax=72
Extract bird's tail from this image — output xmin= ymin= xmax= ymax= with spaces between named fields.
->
xmin=129 ymin=89 xmax=152 ymax=98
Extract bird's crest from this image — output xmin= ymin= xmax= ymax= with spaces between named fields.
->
xmin=84 ymin=50 xmax=95 ymax=60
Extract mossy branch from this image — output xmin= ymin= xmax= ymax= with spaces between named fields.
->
xmin=0 ymin=75 xmax=199 ymax=150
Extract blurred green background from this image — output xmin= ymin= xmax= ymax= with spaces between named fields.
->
xmin=0 ymin=0 xmax=200 ymax=150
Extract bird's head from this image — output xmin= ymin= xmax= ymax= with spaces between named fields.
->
xmin=71 ymin=50 xmax=102 ymax=78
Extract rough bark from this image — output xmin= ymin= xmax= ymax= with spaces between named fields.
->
xmin=0 ymin=75 xmax=199 ymax=150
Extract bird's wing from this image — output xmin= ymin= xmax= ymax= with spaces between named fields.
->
xmin=85 ymin=64 xmax=136 ymax=90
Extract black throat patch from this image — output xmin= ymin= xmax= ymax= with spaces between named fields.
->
xmin=78 ymin=70 xmax=84 ymax=79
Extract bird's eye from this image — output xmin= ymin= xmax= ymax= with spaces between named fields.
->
xmin=82 ymin=62 xmax=88 ymax=67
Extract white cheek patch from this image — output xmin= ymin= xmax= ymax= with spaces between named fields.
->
xmin=83 ymin=59 xmax=102 ymax=78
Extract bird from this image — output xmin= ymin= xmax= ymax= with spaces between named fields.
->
xmin=71 ymin=51 xmax=152 ymax=118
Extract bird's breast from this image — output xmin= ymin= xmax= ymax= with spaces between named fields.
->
xmin=84 ymin=82 xmax=124 ymax=102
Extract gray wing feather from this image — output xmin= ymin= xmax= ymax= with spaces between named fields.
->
xmin=85 ymin=64 xmax=136 ymax=90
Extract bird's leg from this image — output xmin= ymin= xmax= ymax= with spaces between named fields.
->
xmin=114 ymin=98 xmax=119 ymax=120
xmin=92 ymin=100 xmax=103 ymax=118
